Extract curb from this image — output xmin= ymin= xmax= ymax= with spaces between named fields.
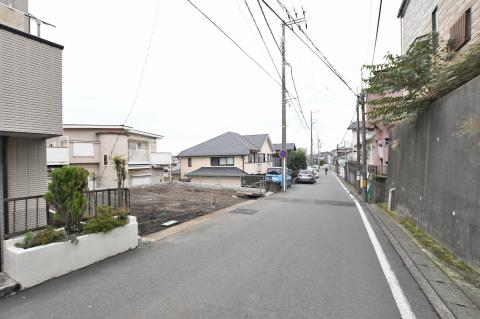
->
xmin=338 ymin=177 xmax=457 ymax=319
xmin=143 ymin=200 xmax=255 ymax=243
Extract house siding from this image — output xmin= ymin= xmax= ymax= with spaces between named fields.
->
xmin=190 ymin=176 xmax=242 ymax=187
xmin=0 ymin=0 xmax=28 ymax=12
xmin=401 ymin=0 xmax=480 ymax=53
xmin=0 ymin=27 xmax=62 ymax=136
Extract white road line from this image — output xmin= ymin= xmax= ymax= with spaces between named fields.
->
xmin=333 ymin=173 xmax=417 ymax=319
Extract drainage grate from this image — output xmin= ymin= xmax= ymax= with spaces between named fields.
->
xmin=231 ymin=209 xmax=259 ymax=215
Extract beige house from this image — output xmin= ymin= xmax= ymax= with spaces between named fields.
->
xmin=398 ymin=0 xmax=479 ymax=53
xmin=178 ymin=132 xmax=275 ymax=187
xmin=47 ymin=125 xmax=171 ymax=189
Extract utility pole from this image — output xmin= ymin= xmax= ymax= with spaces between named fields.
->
xmin=360 ymin=91 xmax=368 ymax=202
xmin=280 ymin=16 xmax=306 ymax=191
xmin=317 ymin=137 xmax=320 ymax=167
xmin=310 ymin=111 xmax=313 ymax=167
xmin=281 ymin=21 xmax=287 ymax=192
xmin=356 ymin=95 xmax=361 ymax=192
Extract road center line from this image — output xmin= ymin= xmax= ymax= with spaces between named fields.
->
xmin=333 ymin=173 xmax=417 ymax=319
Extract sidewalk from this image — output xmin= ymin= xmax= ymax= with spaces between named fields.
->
xmin=341 ymin=178 xmax=480 ymax=319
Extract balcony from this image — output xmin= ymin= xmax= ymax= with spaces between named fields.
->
xmin=47 ymin=147 xmax=69 ymax=166
xmin=0 ymin=14 xmax=63 ymax=137
xmin=151 ymin=152 xmax=172 ymax=166
xmin=128 ymin=150 xmax=150 ymax=165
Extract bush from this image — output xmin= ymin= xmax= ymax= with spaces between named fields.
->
xmin=45 ymin=166 xmax=89 ymax=234
xmin=288 ymin=149 xmax=308 ymax=171
xmin=15 ymin=227 xmax=66 ymax=249
xmin=84 ymin=206 xmax=128 ymax=234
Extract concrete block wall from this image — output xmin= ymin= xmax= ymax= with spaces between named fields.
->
xmin=388 ymin=75 xmax=480 ymax=269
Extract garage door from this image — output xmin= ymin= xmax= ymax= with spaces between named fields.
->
xmin=131 ymin=175 xmax=152 ymax=186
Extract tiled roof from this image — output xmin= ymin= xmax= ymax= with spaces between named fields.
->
xmin=186 ymin=167 xmax=247 ymax=177
xmin=178 ymin=132 xmax=269 ymax=157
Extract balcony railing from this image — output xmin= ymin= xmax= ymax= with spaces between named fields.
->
xmin=47 ymin=147 xmax=69 ymax=165
xmin=128 ymin=150 xmax=150 ymax=165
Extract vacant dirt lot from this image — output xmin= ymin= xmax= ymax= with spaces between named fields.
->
xmin=130 ymin=184 xmax=246 ymax=235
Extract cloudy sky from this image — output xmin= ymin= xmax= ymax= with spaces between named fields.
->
xmin=30 ymin=0 xmax=401 ymax=155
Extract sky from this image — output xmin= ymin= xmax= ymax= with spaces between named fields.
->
xmin=30 ymin=0 xmax=402 ymax=155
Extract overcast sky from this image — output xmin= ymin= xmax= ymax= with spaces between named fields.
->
xmin=30 ymin=0 xmax=401 ymax=155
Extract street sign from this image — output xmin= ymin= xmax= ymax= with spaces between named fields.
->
xmin=279 ymin=150 xmax=287 ymax=159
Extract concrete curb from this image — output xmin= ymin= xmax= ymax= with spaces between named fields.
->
xmin=365 ymin=203 xmax=457 ymax=319
xmin=338 ymin=178 xmax=458 ymax=319
xmin=143 ymin=200 xmax=255 ymax=243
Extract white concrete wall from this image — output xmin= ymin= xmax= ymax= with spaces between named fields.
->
xmin=4 ymin=216 xmax=138 ymax=288
xmin=189 ymin=176 xmax=242 ymax=187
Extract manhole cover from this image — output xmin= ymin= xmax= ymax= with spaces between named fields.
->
xmin=231 ymin=209 xmax=258 ymax=215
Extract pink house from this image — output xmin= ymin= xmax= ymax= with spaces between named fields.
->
xmin=366 ymin=93 xmax=391 ymax=174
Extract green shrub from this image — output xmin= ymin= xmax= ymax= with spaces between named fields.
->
xmin=44 ymin=166 xmax=89 ymax=234
xmin=84 ymin=206 xmax=128 ymax=234
xmin=15 ymin=227 xmax=66 ymax=249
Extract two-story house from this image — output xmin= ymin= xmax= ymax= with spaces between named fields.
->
xmin=178 ymin=132 xmax=274 ymax=187
xmin=0 ymin=0 xmax=63 ymax=272
xmin=398 ymin=0 xmax=479 ymax=53
xmin=47 ymin=124 xmax=171 ymax=189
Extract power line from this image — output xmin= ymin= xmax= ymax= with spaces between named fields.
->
xmin=243 ymin=0 xmax=308 ymax=131
xmin=98 ymin=0 xmax=160 ymax=183
xmin=260 ymin=0 xmax=356 ymax=96
xmin=257 ymin=0 xmax=282 ymax=54
xmin=244 ymin=0 xmax=281 ymax=79
xmin=289 ymin=65 xmax=309 ymax=128
xmin=371 ymin=0 xmax=383 ymax=65
xmin=186 ymin=0 xmax=281 ymax=86
xmin=339 ymin=109 xmax=357 ymax=146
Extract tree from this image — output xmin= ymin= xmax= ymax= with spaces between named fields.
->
xmin=364 ymin=33 xmax=452 ymax=125
xmin=113 ymin=156 xmax=127 ymax=189
xmin=44 ymin=166 xmax=89 ymax=234
xmin=288 ymin=149 xmax=307 ymax=171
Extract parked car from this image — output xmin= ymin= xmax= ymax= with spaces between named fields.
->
xmin=297 ymin=169 xmax=316 ymax=184
xmin=265 ymin=167 xmax=292 ymax=191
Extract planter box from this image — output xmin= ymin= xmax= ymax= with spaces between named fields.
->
xmin=3 ymin=216 xmax=138 ymax=289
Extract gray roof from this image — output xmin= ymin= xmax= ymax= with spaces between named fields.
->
xmin=347 ymin=122 xmax=374 ymax=131
xmin=273 ymin=143 xmax=296 ymax=151
xmin=186 ymin=167 xmax=247 ymax=177
xmin=178 ymin=132 xmax=269 ymax=157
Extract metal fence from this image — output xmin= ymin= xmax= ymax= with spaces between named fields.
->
xmin=3 ymin=188 xmax=130 ymax=239
xmin=241 ymin=175 xmax=265 ymax=189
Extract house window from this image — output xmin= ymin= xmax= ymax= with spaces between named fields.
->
xmin=466 ymin=8 xmax=472 ymax=42
xmin=188 ymin=158 xmax=192 ymax=167
xmin=103 ymin=155 xmax=108 ymax=166
xmin=211 ymin=157 xmax=234 ymax=166
xmin=450 ymin=9 xmax=472 ymax=51
xmin=432 ymin=6 xmax=438 ymax=33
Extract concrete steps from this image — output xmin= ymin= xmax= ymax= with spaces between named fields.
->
xmin=0 ymin=272 xmax=19 ymax=298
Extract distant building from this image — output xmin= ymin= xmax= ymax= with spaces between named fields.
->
xmin=272 ymin=143 xmax=296 ymax=167
xmin=47 ymin=125 xmax=171 ymax=188
xmin=178 ymin=132 xmax=274 ymax=187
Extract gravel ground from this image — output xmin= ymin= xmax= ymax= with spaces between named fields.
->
xmin=130 ymin=184 xmax=246 ymax=235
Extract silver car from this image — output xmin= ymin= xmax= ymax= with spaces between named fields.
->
xmin=297 ymin=169 xmax=316 ymax=184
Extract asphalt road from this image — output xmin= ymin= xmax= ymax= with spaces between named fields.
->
xmin=0 ymin=173 xmax=439 ymax=319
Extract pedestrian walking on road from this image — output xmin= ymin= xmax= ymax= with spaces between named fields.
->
xmin=324 ymin=167 xmax=328 ymax=175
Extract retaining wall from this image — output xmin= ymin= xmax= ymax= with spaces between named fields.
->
xmin=388 ymin=75 xmax=480 ymax=269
